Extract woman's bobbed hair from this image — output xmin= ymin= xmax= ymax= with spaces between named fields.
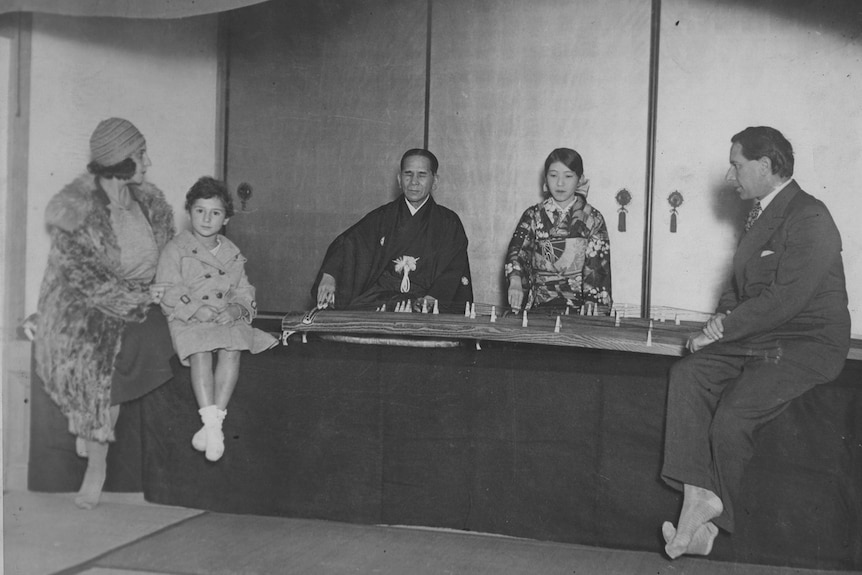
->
xmin=87 ymin=158 xmax=137 ymax=180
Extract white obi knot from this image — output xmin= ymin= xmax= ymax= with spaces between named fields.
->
xmin=393 ymin=255 xmax=419 ymax=293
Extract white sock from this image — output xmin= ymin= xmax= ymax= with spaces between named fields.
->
xmin=191 ymin=425 xmax=207 ymax=452
xmin=198 ymin=406 xmax=226 ymax=462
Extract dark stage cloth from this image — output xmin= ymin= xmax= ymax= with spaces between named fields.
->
xmin=29 ymin=338 xmax=862 ymax=570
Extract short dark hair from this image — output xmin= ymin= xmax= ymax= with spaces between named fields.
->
xmin=86 ymin=157 xmax=137 ymax=180
xmin=731 ymin=126 xmax=794 ymax=178
xmin=544 ymin=148 xmax=584 ymax=179
xmin=401 ymin=149 xmax=439 ymax=174
xmin=185 ymin=176 xmax=234 ymax=217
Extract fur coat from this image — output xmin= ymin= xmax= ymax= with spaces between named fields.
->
xmin=35 ymin=174 xmax=175 ymax=442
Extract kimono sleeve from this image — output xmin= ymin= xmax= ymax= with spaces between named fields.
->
xmin=426 ymin=213 xmax=472 ymax=304
xmin=582 ymin=209 xmax=612 ymax=309
xmin=504 ymin=207 xmax=536 ymax=287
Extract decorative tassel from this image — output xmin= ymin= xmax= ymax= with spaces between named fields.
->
xmin=615 ymin=189 xmax=631 ymax=233
xmin=668 ymin=191 xmax=684 ymax=234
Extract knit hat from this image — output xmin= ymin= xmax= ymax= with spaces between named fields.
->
xmin=89 ymin=118 xmax=146 ymax=167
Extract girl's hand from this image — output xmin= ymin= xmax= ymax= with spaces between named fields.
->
xmin=149 ymin=282 xmax=170 ymax=304
xmin=193 ymin=305 xmax=219 ymax=322
xmin=507 ymin=279 xmax=525 ymax=313
xmin=215 ymin=303 xmax=244 ymax=325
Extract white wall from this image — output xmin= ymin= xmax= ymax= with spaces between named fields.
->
xmin=23 ymin=13 xmax=220 ymax=314
xmin=651 ymin=0 xmax=862 ymax=335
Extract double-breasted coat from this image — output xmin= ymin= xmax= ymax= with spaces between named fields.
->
xmin=156 ymin=230 xmax=277 ymax=365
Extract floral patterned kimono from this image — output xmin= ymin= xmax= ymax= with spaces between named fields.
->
xmin=505 ymin=195 xmax=612 ymax=313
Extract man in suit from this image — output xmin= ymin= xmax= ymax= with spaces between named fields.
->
xmin=660 ymin=126 xmax=850 ymax=559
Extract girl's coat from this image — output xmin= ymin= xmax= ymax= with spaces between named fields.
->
xmin=157 ymin=230 xmax=277 ymax=364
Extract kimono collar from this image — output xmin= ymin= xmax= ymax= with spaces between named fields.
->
xmin=404 ymin=194 xmax=430 ymax=215
xmin=543 ymin=194 xmax=585 ymax=217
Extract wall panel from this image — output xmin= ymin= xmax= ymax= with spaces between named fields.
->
xmin=653 ymin=0 xmax=862 ymax=332
xmin=225 ymin=0 xmax=428 ymax=312
xmin=428 ymin=0 xmax=652 ymax=309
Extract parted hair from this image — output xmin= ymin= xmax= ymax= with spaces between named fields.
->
xmin=544 ymin=148 xmax=584 ymax=179
xmin=731 ymin=126 xmax=794 ymax=178
xmin=185 ymin=176 xmax=235 ymax=217
xmin=401 ymin=149 xmax=439 ymax=175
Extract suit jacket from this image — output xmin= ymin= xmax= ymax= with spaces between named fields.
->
xmin=711 ymin=180 xmax=850 ymax=379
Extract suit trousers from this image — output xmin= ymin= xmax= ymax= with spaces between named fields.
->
xmin=660 ymin=348 xmax=833 ymax=532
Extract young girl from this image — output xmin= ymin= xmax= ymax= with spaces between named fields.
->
xmin=505 ymin=148 xmax=612 ymax=315
xmin=157 ymin=176 xmax=277 ymax=462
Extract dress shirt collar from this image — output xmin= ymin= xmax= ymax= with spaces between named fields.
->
xmin=758 ymin=178 xmax=792 ymax=212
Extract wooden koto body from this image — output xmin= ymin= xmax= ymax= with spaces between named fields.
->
xmin=282 ymin=308 xmax=700 ymax=357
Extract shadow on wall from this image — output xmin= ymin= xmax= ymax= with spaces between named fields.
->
xmin=706 ymin=179 xmax=747 ymax=289
xmin=690 ymin=0 xmax=862 ymax=40
xmin=709 ymin=180 xmax=749 ymax=231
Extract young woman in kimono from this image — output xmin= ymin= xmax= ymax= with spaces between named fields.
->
xmin=505 ymin=148 xmax=612 ymax=315
xmin=35 ymin=118 xmax=176 ymax=509
xmin=156 ymin=177 xmax=277 ymax=462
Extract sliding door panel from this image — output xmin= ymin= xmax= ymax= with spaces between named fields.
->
xmin=428 ymin=0 xmax=652 ymax=310
xmin=225 ymin=0 xmax=428 ymax=312
xmin=653 ymin=0 xmax=862 ymax=331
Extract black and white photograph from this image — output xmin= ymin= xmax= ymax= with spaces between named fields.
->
xmin=1 ymin=0 xmax=861 ymax=573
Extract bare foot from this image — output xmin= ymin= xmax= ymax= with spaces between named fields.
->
xmin=665 ymin=485 xmax=723 ymax=559
xmin=662 ymin=521 xmax=719 ymax=556
xmin=662 ymin=521 xmax=676 ymax=544
xmin=75 ymin=437 xmax=89 ymax=458
xmin=74 ymin=441 xmax=108 ymax=510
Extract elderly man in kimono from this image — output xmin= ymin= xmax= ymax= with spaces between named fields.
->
xmin=313 ymin=149 xmax=472 ymax=313
xmin=660 ymin=126 xmax=850 ymax=558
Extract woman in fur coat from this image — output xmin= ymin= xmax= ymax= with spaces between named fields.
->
xmin=34 ymin=118 xmax=176 ymax=509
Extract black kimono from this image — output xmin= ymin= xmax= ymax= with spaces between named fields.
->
xmin=313 ymin=196 xmax=472 ymax=313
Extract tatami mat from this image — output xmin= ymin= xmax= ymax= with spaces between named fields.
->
xmin=6 ymin=491 xmax=858 ymax=575
xmin=70 ymin=511 xmax=856 ymax=575
xmin=3 ymin=491 xmax=201 ymax=575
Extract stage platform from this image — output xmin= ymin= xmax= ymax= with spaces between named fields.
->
xmin=28 ymin=317 xmax=862 ymax=571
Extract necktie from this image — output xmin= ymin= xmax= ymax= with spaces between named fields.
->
xmin=744 ymin=201 xmax=762 ymax=232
